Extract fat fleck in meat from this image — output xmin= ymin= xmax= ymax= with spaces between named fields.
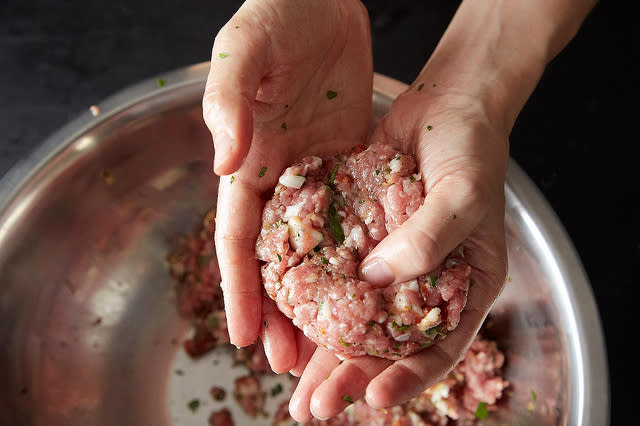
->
xmin=256 ymin=144 xmax=471 ymax=359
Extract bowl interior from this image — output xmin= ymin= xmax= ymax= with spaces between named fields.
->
xmin=0 ymin=69 xmax=606 ymax=425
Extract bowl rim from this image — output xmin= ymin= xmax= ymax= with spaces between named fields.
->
xmin=0 ymin=63 xmax=609 ymax=425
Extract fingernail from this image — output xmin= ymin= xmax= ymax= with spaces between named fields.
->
xmin=310 ymin=404 xmax=329 ymax=421
xmin=361 ymin=258 xmax=394 ymax=286
xmin=213 ymin=131 xmax=233 ymax=172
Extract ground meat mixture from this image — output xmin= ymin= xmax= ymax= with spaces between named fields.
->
xmin=168 ymin=206 xmax=506 ymax=425
xmin=255 ymin=144 xmax=471 ymax=359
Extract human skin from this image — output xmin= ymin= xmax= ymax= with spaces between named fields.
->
xmin=202 ymin=0 xmax=596 ymax=422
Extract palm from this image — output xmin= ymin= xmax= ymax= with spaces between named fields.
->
xmin=204 ymin=0 xmax=373 ymax=372
xmin=288 ymin=89 xmax=509 ymax=421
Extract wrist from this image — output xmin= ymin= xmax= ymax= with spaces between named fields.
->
xmin=415 ymin=0 xmax=596 ymax=133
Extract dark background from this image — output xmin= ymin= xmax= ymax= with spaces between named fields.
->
xmin=1 ymin=0 xmax=635 ymax=423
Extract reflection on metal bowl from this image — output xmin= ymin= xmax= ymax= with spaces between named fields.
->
xmin=0 ymin=64 xmax=608 ymax=425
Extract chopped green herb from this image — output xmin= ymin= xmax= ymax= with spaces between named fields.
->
xmin=327 ymin=90 xmax=338 ymax=100
xmin=421 ymin=341 xmax=433 ymax=349
xmin=427 ymin=125 xmax=433 ymax=131
xmin=358 ymin=199 xmax=365 ymax=204
xmin=530 ymin=389 xmax=537 ymax=402
xmin=375 ymin=169 xmax=380 ymax=175
xmin=343 ymin=394 xmax=354 ymax=403
xmin=175 ymin=369 xmax=184 ymax=375
xmin=475 ymin=402 xmax=488 ymax=419
xmin=276 ymin=219 xmax=283 ymax=227
xmin=409 ymin=175 xmax=416 ymax=183
xmin=230 ymin=175 xmax=235 ymax=184
xmin=281 ymin=121 xmax=287 ymax=129
xmin=259 ymin=166 xmax=267 ymax=177
xmin=328 ymin=164 xmax=339 ymax=185
xmin=235 ymin=25 xmax=239 ymax=29
xmin=188 ymin=399 xmax=200 ymax=413
xmin=276 ymin=253 xmax=282 ymax=262
xmin=207 ymin=315 xmax=219 ymax=329
xmin=328 ymin=204 xmax=345 ymax=244
xmin=418 ymin=83 xmax=424 ymax=91
xmin=320 ymin=257 xmax=329 ymax=265
xmin=218 ymin=53 xmax=230 ymax=59
xmin=156 ymin=78 xmax=165 ymax=88
xmin=452 ymin=213 xmax=457 ymax=220
xmin=339 ymin=336 xmax=350 ymax=347
xmin=392 ymin=321 xmax=410 ymax=331
xmin=271 ymin=383 xmax=283 ymax=397
xmin=264 ymin=320 xmax=268 ymax=329
xmin=368 ymin=321 xmax=376 ymax=326
xmin=430 ymin=276 xmax=438 ymax=287
xmin=425 ymin=325 xmax=446 ymax=339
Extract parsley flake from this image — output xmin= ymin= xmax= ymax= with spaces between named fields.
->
xmin=339 ymin=336 xmax=350 ymax=347
xmin=271 ymin=383 xmax=283 ymax=397
xmin=328 ymin=204 xmax=345 ymax=244
xmin=264 ymin=320 xmax=268 ymax=328
xmin=375 ymin=169 xmax=380 ymax=175
xmin=230 ymin=175 xmax=235 ymax=184
xmin=259 ymin=166 xmax=267 ymax=177
xmin=418 ymin=83 xmax=424 ymax=91
xmin=321 ymin=257 xmax=329 ymax=265
xmin=343 ymin=394 xmax=354 ymax=403
xmin=187 ymin=399 xmax=200 ymax=413
xmin=156 ymin=78 xmax=165 ymax=88
xmin=281 ymin=121 xmax=287 ymax=130
xmin=427 ymin=125 xmax=433 ymax=131
xmin=430 ymin=276 xmax=438 ymax=287
xmin=327 ymin=90 xmax=338 ymax=100
xmin=276 ymin=253 xmax=282 ymax=262
xmin=218 ymin=53 xmax=230 ymax=59
xmin=409 ymin=175 xmax=416 ymax=183
xmin=530 ymin=389 xmax=537 ymax=402
xmin=328 ymin=164 xmax=339 ymax=185
xmin=475 ymin=402 xmax=488 ymax=419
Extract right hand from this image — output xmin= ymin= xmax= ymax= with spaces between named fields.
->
xmin=203 ymin=0 xmax=373 ymax=374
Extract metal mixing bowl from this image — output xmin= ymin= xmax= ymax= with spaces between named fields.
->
xmin=0 ymin=64 xmax=608 ymax=425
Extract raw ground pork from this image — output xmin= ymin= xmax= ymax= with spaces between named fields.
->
xmin=168 ymin=207 xmax=507 ymax=425
xmin=256 ymin=144 xmax=471 ymax=359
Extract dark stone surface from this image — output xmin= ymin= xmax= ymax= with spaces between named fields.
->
xmin=1 ymin=0 xmax=634 ymax=423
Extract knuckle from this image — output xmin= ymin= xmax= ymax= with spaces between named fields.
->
xmin=406 ymin=227 xmax=441 ymax=274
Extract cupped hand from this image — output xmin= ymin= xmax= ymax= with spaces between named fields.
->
xmin=202 ymin=0 xmax=373 ymax=373
xmin=289 ymin=83 xmax=510 ymax=422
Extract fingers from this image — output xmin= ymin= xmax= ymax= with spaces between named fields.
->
xmin=289 ymin=348 xmax=341 ymax=423
xmin=215 ymin=178 xmax=264 ymax=347
xmin=260 ymin=296 xmax=297 ymax=373
xmin=203 ymin=16 xmax=267 ymax=175
xmin=309 ymin=356 xmax=392 ymax=419
xmin=366 ymin=307 xmax=487 ymax=408
xmin=360 ymin=176 xmax=487 ymax=286
xmin=289 ymin=329 xmax=317 ymax=377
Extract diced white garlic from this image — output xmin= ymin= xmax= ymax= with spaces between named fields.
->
xmin=279 ymin=173 xmax=306 ymax=189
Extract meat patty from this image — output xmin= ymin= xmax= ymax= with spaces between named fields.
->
xmin=256 ymin=144 xmax=471 ymax=359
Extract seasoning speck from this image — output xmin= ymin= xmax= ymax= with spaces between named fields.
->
xmin=281 ymin=121 xmax=287 ymax=130
xmin=102 ymin=170 xmax=115 ymax=185
xmin=259 ymin=166 xmax=267 ymax=177
xmin=418 ymin=83 xmax=424 ymax=91
xmin=156 ymin=78 xmax=165 ymax=88
xmin=89 ymin=105 xmax=100 ymax=116
xmin=175 ymin=369 xmax=184 ymax=375
xmin=218 ymin=53 xmax=230 ymax=59
xmin=230 ymin=175 xmax=235 ymax=184
xmin=187 ymin=399 xmax=200 ymax=413
xmin=271 ymin=383 xmax=283 ymax=397
xmin=343 ymin=394 xmax=354 ymax=403
xmin=327 ymin=90 xmax=338 ymax=100
xmin=427 ymin=125 xmax=433 ymax=131
xmin=475 ymin=402 xmax=488 ymax=419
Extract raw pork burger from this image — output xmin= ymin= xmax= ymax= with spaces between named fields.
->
xmin=256 ymin=144 xmax=471 ymax=359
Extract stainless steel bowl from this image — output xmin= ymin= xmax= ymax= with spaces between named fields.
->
xmin=0 ymin=64 xmax=608 ymax=425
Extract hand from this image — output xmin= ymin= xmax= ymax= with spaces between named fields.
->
xmin=288 ymin=84 xmax=509 ymax=421
xmin=202 ymin=0 xmax=373 ymax=373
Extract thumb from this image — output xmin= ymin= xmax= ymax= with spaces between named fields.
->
xmin=359 ymin=178 xmax=487 ymax=286
xmin=202 ymin=18 xmax=266 ymax=176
